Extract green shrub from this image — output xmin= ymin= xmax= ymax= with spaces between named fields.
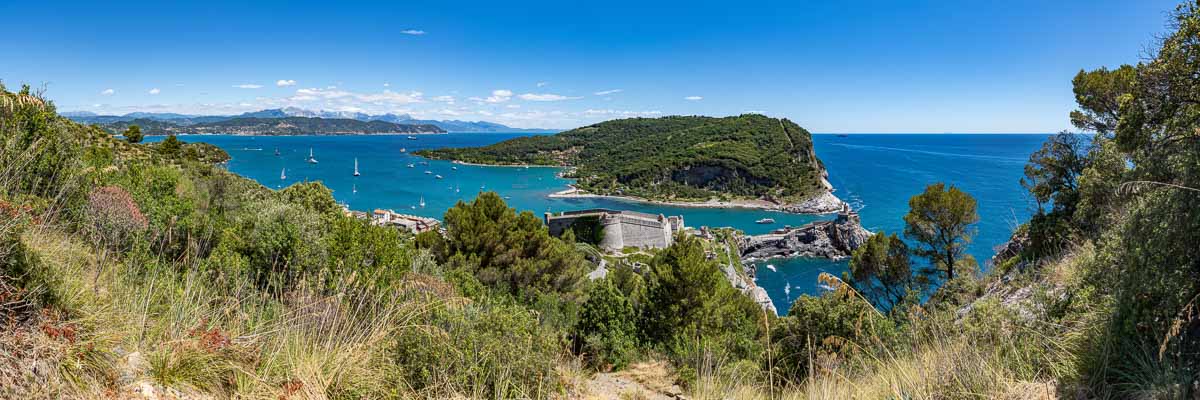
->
xmin=574 ymin=278 xmax=639 ymax=370
xmin=770 ymin=290 xmax=894 ymax=385
xmin=391 ymin=300 xmax=567 ymax=398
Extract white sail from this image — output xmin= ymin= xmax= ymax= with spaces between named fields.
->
xmin=353 ymin=158 xmax=360 ymax=176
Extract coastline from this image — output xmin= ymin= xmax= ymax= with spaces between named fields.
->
xmin=153 ymin=132 xmax=447 ymax=137
xmin=548 ymin=186 xmax=847 ymax=215
xmin=450 ymin=160 xmax=561 ymax=168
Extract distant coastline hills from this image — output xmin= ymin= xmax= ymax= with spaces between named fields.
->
xmin=61 ymin=107 xmax=551 ymax=134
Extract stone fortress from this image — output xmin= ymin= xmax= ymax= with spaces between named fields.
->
xmin=545 ymin=209 xmax=685 ymax=252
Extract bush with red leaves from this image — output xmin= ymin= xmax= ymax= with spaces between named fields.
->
xmin=85 ymin=186 xmax=148 ymax=249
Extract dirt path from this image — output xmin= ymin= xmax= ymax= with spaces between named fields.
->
xmin=578 ymin=362 xmax=688 ymax=400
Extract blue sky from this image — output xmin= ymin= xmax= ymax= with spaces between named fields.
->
xmin=0 ymin=0 xmax=1178 ymax=131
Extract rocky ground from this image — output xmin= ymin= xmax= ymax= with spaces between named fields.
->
xmin=739 ymin=215 xmax=871 ymax=261
xmin=780 ymin=190 xmax=846 ymax=214
xmin=580 ymin=361 xmax=688 ymax=400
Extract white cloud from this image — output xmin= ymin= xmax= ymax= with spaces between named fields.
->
xmin=287 ymin=87 xmax=425 ymax=107
xmin=432 ymin=95 xmax=455 ymax=103
xmin=234 ymin=84 xmax=264 ymax=89
xmin=584 ymin=109 xmax=663 ymax=117
xmin=101 ymin=89 xmax=115 ymax=96
xmin=276 ymin=79 xmax=297 ymax=87
xmin=485 ymin=89 xmax=513 ymax=103
xmin=506 ymin=104 xmax=521 ymax=109
xmin=536 ymin=82 xmax=549 ymax=87
xmin=518 ymin=93 xmax=582 ymax=101
xmin=684 ymin=96 xmax=703 ymax=101
xmin=383 ymin=82 xmax=390 ymax=87
xmin=593 ymin=89 xmax=623 ymax=96
xmin=148 ymin=88 xmax=160 ymax=95
xmin=478 ymin=110 xmax=494 ymax=116
xmin=401 ymin=29 xmax=426 ymax=35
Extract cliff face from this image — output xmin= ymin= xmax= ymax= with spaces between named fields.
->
xmin=740 ymin=212 xmax=871 ymax=261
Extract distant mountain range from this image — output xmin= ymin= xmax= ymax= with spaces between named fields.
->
xmin=95 ymin=116 xmax=444 ymax=136
xmin=63 ymin=107 xmax=551 ymax=133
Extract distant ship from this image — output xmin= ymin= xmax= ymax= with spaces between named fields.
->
xmin=353 ymin=158 xmax=360 ymax=176
xmin=407 ymin=136 xmax=417 ymax=140
xmin=419 ymin=197 xmax=425 ymax=208
xmin=424 ymin=170 xmax=432 ymax=174
xmin=400 ymin=147 xmax=407 ymax=153
xmin=280 ymin=168 xmax=286 ymax=180
xmin=306 ymin=148 xmax=318 ymax=164
xmin=407 ymin=163 xmax=415 ymax=168
xmin=435 ymin=174 xmax=443 ymax=179
xmin=451 ymin=166 xmax=458 ymax=170
xmin=352 ymin=184 xmax=357 ymax=194
xmin=756 ymin=218 xmax=776 ymax=224
xmin=274 ymin=147 xmax=280 ymax=156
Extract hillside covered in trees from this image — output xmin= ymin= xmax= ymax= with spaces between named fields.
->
xmin=417 ymin=114 xmax=831 ymax=204
xmin=2 ymin=1 xmax=1199 ymax=398
xmin=98 ymin=116 xmax=445 ymax=136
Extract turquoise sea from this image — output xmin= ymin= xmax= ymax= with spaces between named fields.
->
xmin=157 ymin=132 xmax=1049 ymax=313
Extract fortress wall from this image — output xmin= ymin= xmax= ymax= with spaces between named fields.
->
xmin=546 ymin=210 xmax=678 ymax=252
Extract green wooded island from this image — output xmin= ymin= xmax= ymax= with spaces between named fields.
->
xmin=417 ymin=114 xmax=846 ymax=213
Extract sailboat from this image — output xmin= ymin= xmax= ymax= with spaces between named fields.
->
xmin=353 ymin=158 xmax=360 ymax=176
xmin=280 ymin=168 xmax=286 ymax=180
xmin=419 ymin=197 xmax=426 ymax=208
xmin=352 ymin=184 xmax=357 ymax=194
xmin=455 ymin=185 xmax=460 ymax=193
xmin=400 ymin=148 xmax=407 ymax=153
xmin=274 ymin=147 xmax=280 ymax=156
xmin=306 ymin=148 xmax=318 ymax=164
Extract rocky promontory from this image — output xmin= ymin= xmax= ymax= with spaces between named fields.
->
xmin=739 ymin=206 xmax=871 ymax=261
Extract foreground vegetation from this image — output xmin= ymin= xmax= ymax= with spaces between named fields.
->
xmin=417 ymin=114 xmax=830 ymax=203
xmin=2 ymin=2 xmax=1199 ymax=398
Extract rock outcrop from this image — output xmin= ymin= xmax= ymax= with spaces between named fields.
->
xmin=740 ymin=206 xmax=871 ymax=261
xmin=722 ymin=263 xmax=777 ymax=314
xmin=781 ymin=191 xmax=846 ymax=214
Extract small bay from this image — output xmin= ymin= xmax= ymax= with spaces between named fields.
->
xmin=160 ymin=132 xmax=1049 ymax=313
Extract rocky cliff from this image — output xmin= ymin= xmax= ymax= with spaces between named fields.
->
xmin=739 ymin=211 xmax=871 ymax=261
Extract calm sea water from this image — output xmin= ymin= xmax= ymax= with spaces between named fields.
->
xmin=157 ymin=132 xmax=1048 ymax=313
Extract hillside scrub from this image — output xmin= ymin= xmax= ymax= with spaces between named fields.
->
xmin=3 ymin=1 xmax=1200 ymax=397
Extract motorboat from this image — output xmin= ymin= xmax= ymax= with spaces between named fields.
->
xmin=756 ymin=218 xmax=776 ymax=224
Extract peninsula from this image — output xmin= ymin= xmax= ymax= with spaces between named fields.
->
xmin=417 ymin=114 xmax=846 ymax=214
xmin=98 ymin=116 xmax=445 ymax=136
